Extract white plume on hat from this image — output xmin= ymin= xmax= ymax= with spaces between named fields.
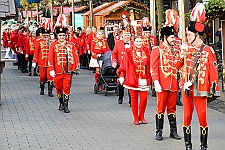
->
xmin=55 ymin=14 xmax=68 ymax=28
xmin=190 ymin=2 xmax=206 ymax=23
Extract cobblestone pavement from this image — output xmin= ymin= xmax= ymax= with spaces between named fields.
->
xmin=0 ymin=60 xmax=225 ymax=150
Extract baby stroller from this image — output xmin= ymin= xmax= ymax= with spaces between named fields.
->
xmin=94 ymin=51 xmax=119 ymax=96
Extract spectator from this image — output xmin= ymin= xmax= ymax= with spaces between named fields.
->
xmin=215 ymin=27 xmax=222 ymax=49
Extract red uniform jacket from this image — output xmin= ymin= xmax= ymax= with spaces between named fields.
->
xmin=71 ymin=37 xmax=80 ymax=55
xmin=91 ymin=37 xmax=110 ymax=58
xmin=141 ymin=35 xmax=158 ymax=52
xmin=112 ymin=40 xmax=134 ymax=65
xmin=25 ymin=37 xmax=35 ymax=55
xmin=86 ymin=32 xmax=96 ymax=51
xmin=150 ymin=42 xmax=179 ymax=91
xmin=79 ymin=32 xmax=86 ymax=54
xmin=117 ymin=46 xmax=151 ymax=88
xmin=175 ymin=43 xmax=220 ymax=97
xmin=48 ymin=40 xmax=80 ymax=74
xmin=33 ymin=37 xmax=56 ymax=67
xmin=3 ymin=31 xmax=11 ymax=48
xmin=10 ymin=30 xmax=18 ymax=52
xmin=16 ymin=33 xmax=27 ymax=53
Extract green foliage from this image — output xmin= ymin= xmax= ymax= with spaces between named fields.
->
xmin=47 ymin=9 xmax=51 ymax=18
xmin=42 ymin=7 xmax=47 ymax=17
xmin=185 ymin=12 xmax=191 ymax=20
xmin=204 ymin=0 xmax=225 ymax=20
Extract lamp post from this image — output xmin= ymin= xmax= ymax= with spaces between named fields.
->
xmin=89 ymin=0 xmax=93 ymax=27
xmin=150 ymin=0 xmax=156 ymax=36
xmin=72 ymin=0 xmax=75 ymax=29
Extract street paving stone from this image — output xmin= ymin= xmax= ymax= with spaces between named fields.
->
xmin=0 ymin=62 xmax=225 ymax=150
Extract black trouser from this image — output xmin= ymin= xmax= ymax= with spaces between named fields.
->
xmin=17 ymin=53 xmax=22 ymax=69
xmin=83 ymin=54 xmax=89 ymax=68
xmin=79 ymin=55 xmax=84 ymax=67
xmin=28 ymin=55 xmax=36 ymax=73
xmin=21 ymin=53 xmax=28 ymax=71
xmin=118 ymin=84 xmax=124 ymax=99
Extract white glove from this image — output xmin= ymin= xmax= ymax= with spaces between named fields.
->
xmin=88 ymin=50 xmax=91 ymax=54
xmin=50 ymin=70 xmax=56 ymax=78
xmin=25 ymin=54 xmax=28 ymax=58
xmin=32 ymin=63 xmax=36 ymax=68
xmin=112 ymin=63 xmax=117 ymax=68
xmin=118 ymin=77 xmax=124 ymax=84
xmin=154 ymin=80 xmax=162 ymax=93
xmin=97 ymin=54 xmax=101 ymax=57
xmin=180 ymin=44 xmax=188 ymax=58
xmin=184 ymin=80 xmax=193 ymax=92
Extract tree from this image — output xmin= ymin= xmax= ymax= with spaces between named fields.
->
xmin=205 ymin=0 xmax=225 ymax=21
xmin=156 ymin=0 xmax=165 ymax=30
xmin=47 ymin=9 xmax=51 ymax=18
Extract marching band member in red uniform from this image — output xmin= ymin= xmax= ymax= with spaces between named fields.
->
xmin=86 ymin=26 xmax=97 ymax=53
xmin=33 ymin=21 xmax=56 ymax=97
xmin=3 ymin=26 xmax=12 ymax=59
xmin=141 ymin=17 xmax=158 ymax=52
xmin=112 ymin=27 xmax=133 ymax=105
xmin=150 ymin=9 xmax=181 ymax=141
xmin=49 ymin=14 xmax=80 ymax=113
xmin=77 ymin=27 xmax=88 ymax=69
xmin=175 ymin=3 xmax=220 ymax=150
xmin=25 ymin=31 xmax=38 ymax=76
xmin=17 ymin=28 xmax=29 ymax=73
xmin=90 ymin=31 xmax=110 ymax=90
xmin=117 ymin=36 xmax=151 ymax=125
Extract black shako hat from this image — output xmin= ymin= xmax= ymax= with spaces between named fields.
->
xmin=143 ymin=26 xmax=151 ymax=31
xmin=41 ymin=27 xmax=50 ymax=34
xmin=55 ymin=27 xmax=67 ymax=34
xmin=160 ymin=26 xmax=175 ymax=38
xmin=187 ymin=21 xmax=205 ymax=36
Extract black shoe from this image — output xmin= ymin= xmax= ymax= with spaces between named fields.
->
xmin=33 ymin=72 xmax=38 ymax=76
xmin=201 ymin=146 xmax=207 ymax=150
xmin=22 ymin=70 xmax=28 ymax=73
xmin=156 ymin=131 xmax=163 ymax=140
xmin=170 ymin=131 xmax=181 ymax=140
xmin=28 ymin=72 xmax=31 ymax=76
xmin=118 ymin=98 xmax=123 ymax=104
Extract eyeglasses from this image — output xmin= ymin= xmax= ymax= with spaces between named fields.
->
xmin=43 ymin=35 xmax=50 ymax=37
xmin=58 ymin=34 xmax=66 ymax=37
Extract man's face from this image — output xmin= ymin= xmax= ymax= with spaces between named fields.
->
xmin=186 ymin=30 xmax=196 ymax=44
xmin=123 ymin=33 xmax=131 ymax=42
xmin=144 ymin=31 xmax=151 ymax=37
xmin=43 ymin=33 xmax=50 ymax=41
xmin=57 ymin=33 xmax=66 ymax=42
xmin=77 ymin=29 xmax=81 ymax=34
xmin=166 ymin=35 xmax=176 ymax=46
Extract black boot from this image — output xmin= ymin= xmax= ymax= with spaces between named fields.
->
xmin=64 ymin=94 xmax=70 ymax=113
xmin=156 ymin=114 xmax=164 ymax=140
xmin=48 ymin=80 xmax=54 ymax=97
xmin=176 ymin=91 xmax=183 ymax=106
xmin=57 ymin=93 xmax=65 ymax=111
xmin=200 ymin=127 xmax=208 ymax=150
xmin=183 ymin=126 xmax=192 ymax=150
xmin=168 ymin=113 xmax=181 ymax=140
xmin=118 ymin=84 xmax=124 ymax=104
xmin=40 ymin=82 xmax=45 ymax=95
